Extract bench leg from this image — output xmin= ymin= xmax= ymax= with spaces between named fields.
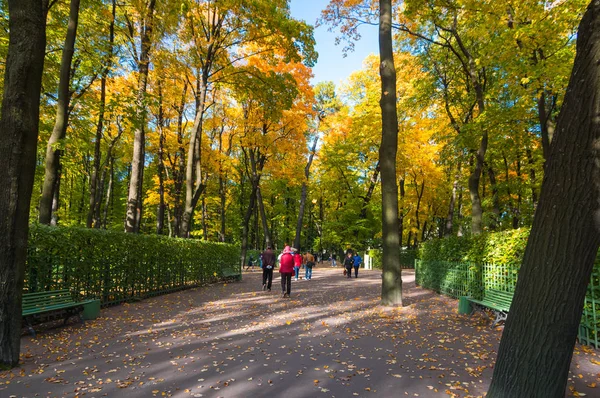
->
xmin=491 ymin=311 xmax=507 ymax=328
xmin=24 ymin=317 xmax=36 ymax=338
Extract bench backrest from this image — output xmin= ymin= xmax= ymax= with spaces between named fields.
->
xmin=484 ymin=289 xmax=514 ymax=310
xmin=22 ymin=289 xmax=75 ymax=310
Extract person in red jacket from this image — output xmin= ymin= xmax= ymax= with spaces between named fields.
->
xmin=292 ymin=247 xmax=302 ymax=280
xmin=279 ymin=246 xmax=294 ymax=298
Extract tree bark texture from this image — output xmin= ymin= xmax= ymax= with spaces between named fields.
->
xmin=488 ymin=3 xmax=600 ymax=396
xmin=125 ymin=0 xmax=156 ymax=233
xmin=180 ymin=74 xmax=208 ymax=237
xmin=379 ymin=0 xmax=402 ymax=306
xmin=39 ymin=0 xmax=80 ymax=224
xmin=0 ymin=0 xmax=46 ymax=367
xmin=294 ymin=133 xmax=319 ymax=250
xmin=87 ymin=0 xmax=115 ymax=228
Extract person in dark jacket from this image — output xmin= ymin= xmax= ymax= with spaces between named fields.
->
xmin=261 ymin=246 xmax=276 ymax=291
xmin=279 ymin=246 xmax=294 ymax=298
xmin=343 ymin=251 xmax=354 ymax=278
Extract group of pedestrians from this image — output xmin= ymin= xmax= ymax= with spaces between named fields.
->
xmin=256 ymin=246 xmax=362 ymax=298
xmin=343 ymin=250 xmax=362 ymax=278
xmin=258 ymin=245 xmax=316 ymax=298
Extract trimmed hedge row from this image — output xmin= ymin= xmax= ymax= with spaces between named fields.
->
xmin=26 ymin=224 xmax=240 ymax=305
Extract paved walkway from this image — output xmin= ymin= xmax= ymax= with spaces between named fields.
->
xmin=1 ymin=267 xmax=599 ymax=397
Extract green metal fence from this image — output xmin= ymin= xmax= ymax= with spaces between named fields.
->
xmin=415 ymin=259 xmax=600 ymax=349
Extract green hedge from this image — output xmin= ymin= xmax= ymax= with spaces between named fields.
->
xmin=26 ymin=224 xmax=240 ymax=305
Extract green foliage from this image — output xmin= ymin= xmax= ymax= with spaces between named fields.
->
xmin=26 ymin=224 xmax=240 ymax=305
xmin=419 ymin=228 xmax=530 ymax=264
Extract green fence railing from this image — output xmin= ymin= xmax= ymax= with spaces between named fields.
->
xmin=415 ymin=259 xmax=600 ymax=349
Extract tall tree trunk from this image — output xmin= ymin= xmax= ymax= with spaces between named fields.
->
xmin=125 ymin=0 xmax=156 ymax=233
xmin=488 ymin=3 xmax=600 ymax=396
xmin=39 ymin=0 xmax=80 ymax=224
xmin=379 ymin=0 xmax=402 ymax=306
xmin=180 ymin=72 xmax=208 ymax=237
xmin=398 ymin=176 xmax=405 ymax=244
xmin=240 ymin=185 xmax=257 ymax=270
xmin=219 ymin=174 xmax=226 ymax=242
xmin=102 ymin=156 xmax=114 ymax=228
xmin=446 ymin=165 xmax=460 ymax=236
xmin=538 ymin=90 xmax=556 ymax=161
xmin=487 ymin=163 xmax=501 ymax=230
xmin=50 ymin=164 xmax=61 ymax=226
xmin=526 ymin=148 xmax=538 ymax=206
xmin=87 ymin=0 xmax=115 ymax=228
xmin=172 ymin=83 xmax=187 ymax=237
xmin=257 ymin=187 xmax=272 ymax=248
xmin=361 ymin=161 xmax=380 ymax=219
xmin=0 ymin=0 xmax=46 ymax=368
xmin=294 ymin=132 xmax=319 ymax=250
xmin=156 ymin=82 xmax=166 ymax=235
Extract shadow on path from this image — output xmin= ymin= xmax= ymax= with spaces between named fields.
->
xmin=1 ymin=268 xmax=598 ymax=397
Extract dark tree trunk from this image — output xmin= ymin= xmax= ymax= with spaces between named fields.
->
xmin=398 ymin=176 xmax=405 ymax=244
xmin=125 ymin=0 xmax=156 ymax=233
xmin=50 ymin=164 xmax=61 ymax=226
xmin=488 ymin=3 xmax=600 ymax=396
xmin=39 ymin=0 xmax=80 ymax=224
xmin=446 ymin=165 xmax=459 ymax=236
xmin=361 ymin=161 xmax=380 ymax=220
xmin=156 ymin=82 xmax=166 ymax=235
xmin=538 ymin=90 xmax=556 ymax=161
xmin=257 ymin=187 xmax=272 ymax=248
xmin=294 ymin=133 xmax=319 ymax=250
xmin=87 ymin=0 xmax=115 ymax=228
xmin=0 ymin=0 xmax=46 ymax=367
xmin=487 ymin=163 xmax=501 ymax=230
xmin=379 ymin=0 xmax=402 ymax=306
xmin=526 ymin=148 xmax=538 ymax=206
xmin=180 ymin=71 xmax=208 ymax=237
xmin=102 ymin=156 xmax=114 ymax=228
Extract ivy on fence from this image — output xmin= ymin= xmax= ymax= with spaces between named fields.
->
xmin=26 ymin=224 xmax=240 ymax=305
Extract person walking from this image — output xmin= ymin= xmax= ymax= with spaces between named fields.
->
xmin=261 ymin=246 xmax=275 ymax=291
xmin=352 ymin=252 xmax=362 ymax=278
xmin=304 ymin=251 xmax=315 ymax=280
xmin=330 ymin=253 xmax=337 ymax=267
xmin=292 ymin=248 xmax=302 ymax=281
xmin=343 ymin=251 xmax=354 ymax=278
xmin=279 ymin=246 xmax=294 ymax=298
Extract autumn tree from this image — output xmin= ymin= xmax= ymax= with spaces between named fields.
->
xmin=0 ymin=0 xmax=46 ymax=367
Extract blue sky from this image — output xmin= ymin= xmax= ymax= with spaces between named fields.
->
xmin=289 ymin=0 xmax=378 ymax=86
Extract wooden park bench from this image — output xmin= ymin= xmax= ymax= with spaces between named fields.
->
xmin=22 ymin=290 xmax=99 ymax=337
xmin=466 ymin=289 xmax=514 ymax=327
xmin=221 ymin=267 xmax=242 ymax=282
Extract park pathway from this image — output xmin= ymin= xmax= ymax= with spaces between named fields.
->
xmin=1 ymin=266 xmax=599 ymax=397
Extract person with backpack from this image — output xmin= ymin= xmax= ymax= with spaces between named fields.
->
xmin=261 ymin=246 xmax=275 ymax=291
xmin=279 ymin=246 xmax=294 ymax=298
xmin=343 ymin=251 xmax=354 ymax=278
xmin=303 ymin=251 xmax=315 ymax=280
xmin=352 ymin=252 xmax=362 ymax=278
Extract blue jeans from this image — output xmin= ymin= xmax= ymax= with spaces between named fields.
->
xmin=305 ymin=266 xmax=312 ymax=280
xmin=294 ymin=266 xmax=300 ymax=279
